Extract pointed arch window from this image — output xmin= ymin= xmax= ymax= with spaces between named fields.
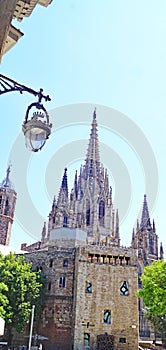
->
xmin=63 ymin=215 xmax=68 ymax=227
xmin=4 ymin=199 xmax=9 ymax=215
xmin=99 ymin=200 xmax=105 ymax=225
xmin=149 ymin=234 xmax=154 ymax=254
xmin=86 ymin=199 xmax=90 ymax=226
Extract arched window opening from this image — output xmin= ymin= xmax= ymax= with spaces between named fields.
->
xmin=63 ymin=215 xmax=68 ymax=227
xmin=86 ymin=199 xmax=90 ymax=226
xmin=4 ymin=199 xmax=9 ymax=216
xmin=99 ymin=200 xmax=105 ymax=225
xmin=149 ymin=234 xmax=154 ymax=254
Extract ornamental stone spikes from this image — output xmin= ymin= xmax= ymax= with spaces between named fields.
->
xmin=57 ymin=168 xmax=69 ymax=207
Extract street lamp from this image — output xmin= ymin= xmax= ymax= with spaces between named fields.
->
xmin=0 ymin=74 xmax=52 ymax=152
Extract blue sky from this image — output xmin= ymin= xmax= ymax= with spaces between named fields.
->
xmin=1 ymin=0 xmax=166 ymax=255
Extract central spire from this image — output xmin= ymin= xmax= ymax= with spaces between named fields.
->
xmin=141 ymin=194 xmax=150 ymax=228
xmin=84 ymin=108 xmax=100 ymax=180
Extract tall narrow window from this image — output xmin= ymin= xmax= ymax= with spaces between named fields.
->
xmin=63 ymin=215 xmax=68 ymax=227
xmin=59 ymin=276 xmax=66 ymax=288
xmin=4 ymin=199 xmax=9 ymax=215
xmin=149 ymin=234 xmax=154 ymax=254
xmin=103 ymin=310 xmax=111 ymax=324
xmin=86 ymin=199 xmax=90 ymax=226
xmin=84 ymin=333 xmax=90 ymax=348
xmin=99 ymin=200 xmax=105 ymax=225
xmin=49 ymin=259 xmax=53 ymax=268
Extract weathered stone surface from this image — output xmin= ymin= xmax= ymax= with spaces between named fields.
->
xmin=19 ymin=244 xmax=139 ymax=350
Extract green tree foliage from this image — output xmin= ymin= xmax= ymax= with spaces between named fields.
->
xmin=0 ymin=253 xmax=44 ymax=344
xmin=0 ymin=282 xmax=8 ymax=318
xmin=137 ymin=259 xmax=166 ymax=345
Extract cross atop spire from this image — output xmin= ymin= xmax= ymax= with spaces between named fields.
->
xmin=0 ymin=165 xmax=15 ymax=190
xmin=141 ymin=194 xmax=150 ymax=228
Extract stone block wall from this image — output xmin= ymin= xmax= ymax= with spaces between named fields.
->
xmin=72 ymin=246 xmax=139 ymax=350
xmin=0 ymin=216 xmax=12 ymax=245
xmin=24 ymin=247 xmax=76 ymax=350
xmin=15 ymin=244 xmax=139 ymax=350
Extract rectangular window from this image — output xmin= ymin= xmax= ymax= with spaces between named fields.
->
xmin=86 ymin=282 xmax=92 ymax=293
xmin=63 ymin=259 xmax=68 ymax=267
xmin=119 ymin=337 xmax=126 ymax=343
xmin=59 ymin=276 xmax=66 ymax=288
xmin=49 ymin=259 xmax=53 ymax=268
xmin=103 ymin=310 xmax=111 ymax=324
xmin=120 ymin=281 xmax=129 ymax=296
xmin=48 ymin=282 xmax=51 ymax=291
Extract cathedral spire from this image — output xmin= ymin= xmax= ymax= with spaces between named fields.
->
xmin=74 ymin=170 xmax=78 ymax=199
xmin=84 ymin=109 xmax=100 ymax=179
xmin=140 ymin=194 xmax=150 ymax=228
xmin=57 ymin=168 xmax=69 ymax=207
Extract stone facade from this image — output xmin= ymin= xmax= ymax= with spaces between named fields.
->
xmin=22 ymin=235 xmax=138 ymax=350
xmin=2 ymin=111 xmax=164 ymax=349
xmin=72 ymin=245 xmax=138 ymax=350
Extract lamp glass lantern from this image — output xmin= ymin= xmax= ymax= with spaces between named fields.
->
xmin=22 ymin=102 xmax=52 ymax=152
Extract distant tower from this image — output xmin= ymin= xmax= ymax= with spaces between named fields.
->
xmin=0 ymin=166 xmax=17 ymax=245
xmin=131 ymin=194 xmax=158 ymax=265
xmin=132 ymin=194 xmax=160 ymax=338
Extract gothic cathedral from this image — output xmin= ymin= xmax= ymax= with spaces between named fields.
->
xmin=0 ymin=111 xmax=163 ymax=350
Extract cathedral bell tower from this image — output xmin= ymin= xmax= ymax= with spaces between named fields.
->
xmin=0 ymin=166 xmax=17 ymax=245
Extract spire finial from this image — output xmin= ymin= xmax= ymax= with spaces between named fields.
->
xmin=0 ymin=163 xmax=14 ymax=190
xmin=160 ymin=242 xmax=164 ymax=259
xmin=6 ymin=164 xmax=11 ymax=181
xmin=93 ymin=108 xmax=96 ymax=120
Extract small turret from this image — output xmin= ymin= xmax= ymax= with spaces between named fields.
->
xmin=131 ymin=228 xmax=135 ymax=248
xmin=41 ymin=221 xmax=47 ymax=244
xmin=160 ymin=242 xmax=164 ymax=259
